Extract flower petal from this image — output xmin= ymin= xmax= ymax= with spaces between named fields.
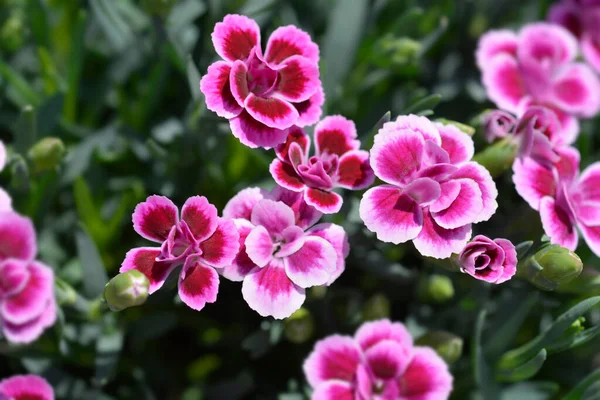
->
xmin=229 ymin=111 xmax=290 ymax=149
xmin=402 ymin=177 xmax=441 ymax=206
xmin=294 ymin=85 xmax=325 ymax=127
xmin=579 ymin=162 xmax=600 ymax=201
xmin=211 ymin=14 xmax=260 ymax=62
xmin=304 ymin=188 xmax=343 ymax=214
xmin=0 ymin=375 xmax=54 ymax=400
xmin=436 ymin=123 xmax=474 ymax=165
xmin=250 ymin=199 xmax=295 ymax=237
xmin=244 ymin=93 xmax=299 ymax=129
xmin=512 ymin=157 xmax=556 ymax=211
xmin=241 ymin=260 xmax=305 ymax=319
xmin=306 ymin=223 xmax=349 ymax=285
xmin=413 ymin=210 xmax=472 ymax=259
xmin=581 ymin=33 xmax=600 ymax=73
xmin=431 ymin=179 xmax=483 ymax=229
xmin=354 ymin=319 xmax=414 ymax=352
xmin=2 ymin=297 xmax=56 ymax=344
xmin=366 ymin=339 xmax=412 ymax=380
xmin=245 ymin=225 xmax=274 ymax=267
xmin=360 ymin=185 xmax=423 ymax=244
xmin=548 ymin=2 xmax=583 ymax=38
xmin=199 ymin=218 xmax=240 ymax=268
xmin=453 ymin=162 xmax=498 ymax=223
xmin=223 ymin=187 xmax=268 ymax=220
xmin=0 ymin=187 xmax=11 ymax=212
xmin=370 ymin=129 xmax=424 ymax=186
xmin=177 ymin=257 xmax=219 ymax=311
xmin=314 ymin=115 xmax=359 ymax=156
xmin=132 ymin=195 xmax=178 ymax=243
xmin=335 ymin=150 xmax=374 ymax=190
xmin=518 ymin=23 xmax=578 ymax=67
xmin=311 ymin=381 xmax=354 ymax=400
xmin=275 ymin=55 xmax=320 ymax=103
xmin=482 ymin=53 xmax=525 ymax=113
xmin=275 ymin=125 xmax=310 ymax=162
xmin=495 ymin=238 xmax=518 ymax=284
xmin=399 ymin=347 xmax=453 ymax=400
xmin=264 ymin=25 xmax=319 ymax=65
xmin=0 ymin=259 xmax=29 ymax=297
xmin=540 ymin=196 xmax=578 ymax=251
xmin=579 ymin=224 xmax=600 ymax=258
xmin=200 ymin=61 xmax=243 ymax=119
xmin=476 ymin=29 xmax=519 ymax=70
xmin=284 ymin=236 xmax=336 ymax=288
xmin=229 ymin=60 xmax=250 ymax=107
xmin=303 ymin=335 xmax=362 ymax=387
xmin=387 ymin=115 xmax=442 ymax=145
xmin=429 ymin=181 xmax=461 ymax=213
xmin=217 ymin=219 xmax=257 ymax=281
xmin=554 ymin=146 xmax=580 ymax=182
xmin=120 ymin=247 xmax=175 ymax=293
xmin=269 ymin=159 xmax=305 ymax=191
xmin=551 ymin=63 xmax=600 ymax=117
xmin=271 ymin=186 xmax=323 ymax=230
xmin=181 ymin=196 xmax=218 ymax=242
xmin=0 ymin=211 xmax=36 ymax=262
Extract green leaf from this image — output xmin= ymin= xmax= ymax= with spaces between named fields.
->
xmin=64 ymin=10 xmax=87 ymax=122
xmin=496 ymin=349 xmax=547 ymax=382
xmin=515 ymin=241 xmax=534 ymax=260
xmin=363 ymin=111 xmax=391 ymax=149
xmin=562 ymin=369 xmax=600 ymax=400
xmin=95 ymin=326 xmax=124 ymax=387
xmin=90 ymin=0 xmax=133 ymax=52
xmin=0 ymin=59 xmax=41 ymax=107
xmin=14 ymin=105 xmax=37 ymax=154
xmin=547 ymin=324 xmax=600 ymax=354
xmin=26 ymin=0 xmax=50 ymax=47
xmin=402 ymin=94 xmax=442 ymax=115
xmin=186 ymin=56 xmax=202 ymax=102
xmin=501 ymin=382 xmax=559 ymax=400
xmin=322 ymin=0 xmax=369 ymax=100
xmin=498 ymin=296 xmax=600 ymax=370
xmin=473 ymin=310 xmax=500 ymax=399
xmin=75 ymin=224 xmax=109 ymax=298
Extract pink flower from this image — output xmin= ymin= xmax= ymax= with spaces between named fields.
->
xmin=120 ymin=195 xmax=239 ymax=311
xmin=303 ymin=319 xmax=453 ymax=400
xmin=359 ymin=115 xmax=498 ymax=259
xmin=0 ymin=374 xmax=54 ymax=400
xmin=513 ymin=146 xmax=600 ymax=256
xmin=0 ymin=141 xmax=11 ymax=211
xmin=0 ymin=212 xmax=56 ymax=344
xmin=548 ymin=0 xmax=600 ymax=73
xmin=477 ymin=23 xmax=600 ymax=128
xmin=222 ymin=187 xmax=348 ymax=319
xmin=458 ymin=235 xmax=517 ymax=284
xmin=482 ymin=109 xmax=516 ymax=142
xmin=200 ymin=14 xmax=323 ymax=149
xmin=269 ymin=116 xmax=375 ymax=213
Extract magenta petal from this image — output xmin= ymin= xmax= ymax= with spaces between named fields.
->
xmin=360 ymin=185 xmax=423 ymax=244
xmin=284 ymin=236 xmax=336 ymax=288
xmin=540 ymin=197 xmax=578 ymax=251
xmin=275 ymin=55 xmax=320 ymax=102
xmin=366 ymin=339 xmax=412 ymax=380
xmin=312 ymin=381 xmax=354 ymax=400
xmin=264 ymin=25 xmax=319 ymax=65
xmin=271 ymin=186 xmax=323 ymax=230
xmin=551 ymin=63 xmax=600 ymax=117
xmin=181 ymin=196 xmax=218 ymax=242
xmin=251 ymin=199 xmax=295 ymax=236
xmin=199 ymin=218 xmax=240 ymax=268
xmin=548 ymin=3 xmax=583 ymax=37
xmin=2 ymin=296 xmax=56 ymax=344
xmin=0 ymin=212 xmax=36 ymax=262
xmin=223 ymin=187 xmax=268 ymax=220
xmin=211 ymin=14 xmax=260 ymax=62
xmin=482 ymin=54 xmax=525 ymax=113
xmin=303 ymin=335 xmax=362 ymax=387
xmin=218 ymin=219 xmax=257 ymax=281
xmin=336 ymin=150 xmax=374 ymax=190
xmin=371 ymin=129 xmax=424 ymax=186
xmin=269 ymin=159 xmax=305 ymax=191
xmin=244 ymin=94 xmax=299 ymax=129
xmin=0 ymin=188 xmax=11 ymax=212
xmin=354 ymin=319 xmax=414 ymax=352
xmin=0 ymin=260 xmax=29 ymax=297
xmin=495 ymin=238 xmax=518 ymax=284
xmin=132 ymin=195 xmax=178 ymax=243
xmin=229 ymin=60 xmax=250 ymax=107
xmin=581 ymin=34 xmax=600 ymax=73
xmin=429 ymin=181 xmax=461 ymax=213
xmin=431 ymin=179 xmax=483 ymax=229
xmin=229 ymin=111 xmax=290 ymax=149
xmin=388 ymin=115 xmax=442 ymax=145
xmin=275 ymin=126 xmax=310 ymax=162
xmin=241 ymin=260 xmax=305 ymax=319
xmin=304 ymin=188 xmax=343 ymax=214
xmin=518 ymin=23 xmax=578 ymax=67
xmin=476 ymin=29 xmax=519 ymax=70
xmin=245 ymin=225 xmax=274 ymax=267
xmin=200 ymin=61 xmax=243 ymax=119
xmin=512 ymin=158 xmax=556 ymax=211
xmin=307 ymin=223 xmax=349 ymax=285
xmin=578 ymin=162 xmax=600 ymax=201
xmin=402 ymin=178 xmax=441 ymax=206
xmin=294 ymin=86 xmax=325 ymax=127
xmin=413 ymin=210 xmax=472 ymax=259
xmin=0 ymin=375 xmax=54 ymax=400
xmin=120 ymin=247 xmax=175 ymax=293
xmin=554 ymin=146 xmax=581 ymax=182
xmin=579 ymin=224 xmax=600 ymax=258
xmin=178 ymin=257 xmax=219 ymax=311
xmin=399 ymin=347 xmax=453 ymax=400
xmin=314 ymin=115 xmax=359 ymax=156
xmin=436 ymin=123 xmax=474 ymax=165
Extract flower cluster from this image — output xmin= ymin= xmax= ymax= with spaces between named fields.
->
xmin=303 ymin=319 xmax=453 ymax=399
xmin=0 ymin=374 xmax=54 ymax=400
xmin=0 ymin=212 xmax=56 ymax=343
xmin=0 ymin=141 xmax=11 ymax=211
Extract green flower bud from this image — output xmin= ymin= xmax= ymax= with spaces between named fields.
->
xmin=362 ymin=293 xmax=391 ymax=321
xmin=28 ymin=137 xmax=65 ymax=174
xmin=472 ymin=137 xmax=517 ymax=178
xmin=416 ymin=331 xmax=463 ymax=364
xmin=418 ymin=274 xmax=454 ymax=304
xmin=436 ymin=118 xmax=476 ymax=136
xmin=522 ymin=245 xmax=583 ymax=291
xmin=0 ymin=15 xmax=24 ymax=52
xmin=10 ymin=154 xmax=29 ymax=191
xmin=103 ymin=270 xmax=150 ymax=312
xmin=284 ymin=308 xmax=315 ymax=344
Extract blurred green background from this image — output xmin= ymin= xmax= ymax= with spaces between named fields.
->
xmin=1 ymin=0 xmax=600 ymax=399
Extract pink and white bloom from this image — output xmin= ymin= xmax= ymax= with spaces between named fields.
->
xmin=548 ymin=0 xmax=600 ymax=73
xmin=0 ymin=212 xmax=56 ymax=344
xmin=200 ymin=14 xmax=323 ymax=149
xmin=0 ymin=374 xmax=54 ymax=400
xmin=303 ymin=319 xmax=453 ymax=400
xmin=270 ymin=116 xmax=375 ymax=213
xmin=458 ymin=235 xmax=517 ymax=284
xmin=222 ymin=187 xmax=348 ymax=319
xmin=513 ymin=146 xmax=600 ymax=255
xmin=360 ymin=115 xmax=498 ymax=259
xmin=477 ymin=23 xmax=600 ymax=130
xmin=120 ymin=195 xmax=239 ymax=311
xmin=0 ymin=141 xmax=11 ymax=211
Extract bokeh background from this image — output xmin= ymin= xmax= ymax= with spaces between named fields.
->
xmin=1 ymin=0 xmax=599 ymax=399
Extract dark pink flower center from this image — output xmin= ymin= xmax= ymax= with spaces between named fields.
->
xmin=247 ymin=52 xmax=278 ymax=96
xmin=296 ymin=153 xmax=339 ymax=190
xmin=160 ymin=221 xmax=199 ymax=261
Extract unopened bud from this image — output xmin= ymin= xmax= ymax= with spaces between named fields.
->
xmin=523 ymin=244 xmax=583 ymax=291
xmin=362 ymin=293 xmax=391 ymax=321
xmin=103 ymin=270 xmax=149 ymax=312
xmin=416 ymin=331 xmax=463 ymax=364
xmin=472 ymin=137 xmax=517 ymax=178
xmin=418 ymin=274 xmax=454 ymax=304
xmin=436 ymin=118 xmax=476 ymax=136
xmin=284 ymin=308 xmax=314 ymax=344
xmin=28 ymin=137 xmax=65 ymax=173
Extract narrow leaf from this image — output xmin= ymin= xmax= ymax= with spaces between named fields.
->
xmin=547 ymin=324 xmax=600 ymax=355
xmin=186 ymin=55 xmax=202 ymax=101
xmin=496 ymin=349 xmax=547 ymax=382
xmin=562 ymin=369 xmax=600 ymax=400
xmin=75 ymin=224 xmax=109 ymax=298
xmin=0 ymin=60 xmax=41 ymax=107
xmin=473 ymin=310 xmax=500 ymax=399
xmin=64 ymin=10 xmax=87 ymax=122
xmin=402 ymin=93 xmax=442 ymax=115
xmin=14 ymin=105 xmax=37 ymax=154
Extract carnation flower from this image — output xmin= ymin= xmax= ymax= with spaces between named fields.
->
xmin=0 ymin=374 xmax=54 ymax=400
xmin=458 ymin=235 xmax=518 ymax=284
xmin=200 ymin=14 xmax=323 ymax=149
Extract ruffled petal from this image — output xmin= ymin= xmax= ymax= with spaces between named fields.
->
xmin=303 ymin=335 xmax=362 ymax=387
xmin=402 ymin=177 xmax=441 ymax=207
xmin=132 ymin=195 xmax=178 ymax=243
xmin=229 ymin=60 xmax=250 ymax=107
xmin=2 ymin=296 xmax=56 ymax=344
xmin=579 ymin=224 xmax=600 ymax=258
xmin=264 ymin=25 xmax=319 ymax=65
xmin=540 ymin=196 xmax=578 ymax=251
xmin=512 ymin=158 xmax=556 ymax=211
xmin=223 ymin=187 xmax=268 ymax=220
xmin=245 ymin=225 xmax=274 ymax=267
xmin=482 ymin=54 xmax=525 ymax=113
xmin=495 ymin=238 xmax=518 ymax=284
xmin=244 ymin=93 xmax=299 ymax=129
xmin=304 ymin=188 xmax=343 ymax=214
xmin=398 ymin=347 xmax=453 ymax=400
xmin=271 ymin=186 xmax=323 ymax=230
xmin=211 ymin=14 xmax=260 ymax=62
xmin=306 ymin=223 xmax=349 ymax=285
xmin=275 ymin=125 xmax=310 ymax=162
xmin=250 ymin=199 xmax=295 ymax=236
xmin=294 ymin=86 xmax=325 ymax=127
xmin=581 ymin=34 xmax=600 ymax=73
xmin=120 ymin=247 xmax=175 ymax=293
xmin=311 ymin=381 xmax=354 ymax=400
xmin=178 ymin=257 xmax=219 ymax=311
xmin=314 ymin=115 xmax=359 ymax=156
xmin=335 ymin=150 xmax=374 ymax=190
xmin=412 ymin=210 xmax=472 ymax=259
xmin=0 ymin=375 xmax=54 ymax=400
xmin=366 ymin=339 xmax=412 ymax=380
xmin=0 ymin=259 xmax=29 ymax=297
xmin=387 ymin=115 xmax=441 ymax=145
xmin=269 ymin=159 xmax=305 ymax=191
xmin=181 ymin=196 xmax=218 ymax=242
xmin=354 ymin=319 xmax=414 ymax=352
xmin=0 ymin=211 xmax=36 ymax=262
xmin=436 ymin=123 xmax=474 ymax=165
xmin=518 ymin=23 xmax=578 ymax=67
xmin=579 ymin=162 xmax=600 ymax=201
xmin=360 ymin=185 xmax=423 ymax=245
xmin=198 ymin=218 xmax=240 ymax=268
xmin=476 ymin=29 xmax=519 ymax=70
xmin=200 ymin=61 xmax=243 ymax=119
xmin=275 ymin=55 xmax=320 ymax=103
xmin=551 ymin=63 xmax=600 ymax=117
xmin=431 ymin=179 xmax=483 ymax=229
xmin=0 ymin=187 xmax=11 ymax=212
xmin=429 ymin=181 xmax=461 ymax=213
xmin=370 ymin=129 xmax=424 ymax=186
xmin=284 ymin=236 xmax=336 ymax=288
xmin=217 ymin=219 xmax=257 ymax=281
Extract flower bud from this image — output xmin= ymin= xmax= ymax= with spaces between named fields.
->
xmin=472 ymin=137 xmax=517 ymax=178
xmin=284 ymin=308 xmax=314 ymax=344
xmin=416 ymin=331 xmax=463 ymax=364
xmin=362 ymin=293 xmax=391 ymax=321
xmin=482 ymin=110 xmax=516 ymax=143
xmin=417 ymin=274 xmax=454 ymax=304
xmin=522 ymin=245 xmax=583 ymax=291
xmin=103 ymin=270 xmax=150 ymax=312
xmin=28 ymin=137 xmax=65 ymax=174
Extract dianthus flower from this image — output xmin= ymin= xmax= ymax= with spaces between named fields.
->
xmin=0 ymin=374 xmax=54 ymax=400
